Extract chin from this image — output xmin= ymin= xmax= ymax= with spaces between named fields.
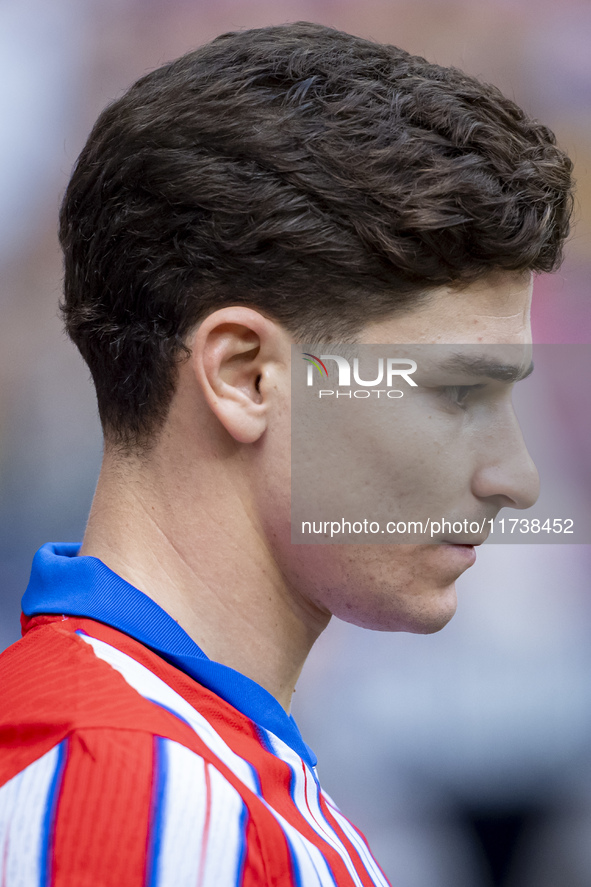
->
xmin=401 ymin=593 xmax=458 ymax=635
xmin=331 ymin=579 xmax=459 ymax=635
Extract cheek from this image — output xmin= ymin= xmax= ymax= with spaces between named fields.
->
xmin=255 ymin=404 xmax=292 ymax=524
xmin=357 ymin=421 xmax=469 ymax=524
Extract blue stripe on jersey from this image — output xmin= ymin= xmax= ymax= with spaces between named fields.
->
xmin=285 ymin=833 xmax=304 ymax=887
xmin=252 ymin=722 xmax=276 ymax=756
xmin=39 ymin=739 xmax=67 ymax=887
xmin=246 ymin=761 xmax=262 ymax=797
xmin=235 ymin=804 xmax=249 ymax=887
xmin=282 ymin=825 xmax=341 ymax=887
xmin=146 ymin=736 xmax=168 ymax=887
xmin=147 ymin=697 xmax=195 ymax=730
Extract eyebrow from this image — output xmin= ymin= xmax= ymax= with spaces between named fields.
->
xmin=439 ymin=354 xmax=534 ymax=383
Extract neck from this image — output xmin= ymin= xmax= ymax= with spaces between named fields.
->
xmin=79 ymin=449 xmax=328 ymax=712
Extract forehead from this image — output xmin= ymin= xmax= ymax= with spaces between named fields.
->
xmin=359 ymin=271 xmax=533 ymax=345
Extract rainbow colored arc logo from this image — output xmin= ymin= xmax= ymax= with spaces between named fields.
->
xmin=302 ymin=353 xmax=328 ymax=377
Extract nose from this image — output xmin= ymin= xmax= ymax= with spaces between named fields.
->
xmin=470 ymin=412 xmax=540 ymax=510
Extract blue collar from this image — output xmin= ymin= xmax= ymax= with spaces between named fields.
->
xmin=22 ymin=543 xmax=316 ymax=769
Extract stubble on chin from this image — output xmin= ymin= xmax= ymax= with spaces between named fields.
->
xmin=312 ymin=544 xmax=460 ymax=634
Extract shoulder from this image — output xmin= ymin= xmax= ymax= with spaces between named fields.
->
xmin=0 ymin=730 xmax=274 ymax=887
xmin=0 ymin=621 xmax=287 ymax=885
xmin=0 ymin=618 xmax=200 ymax=785
xmin=0 ymin=622 xmax=390 ymax=886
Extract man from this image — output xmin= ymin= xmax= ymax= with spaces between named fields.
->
xmin=0 ymin=22 xmax=572 ymax=887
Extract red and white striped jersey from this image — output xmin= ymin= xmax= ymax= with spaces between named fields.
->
xmin=0 ymin=545 xmax=391 ymax=887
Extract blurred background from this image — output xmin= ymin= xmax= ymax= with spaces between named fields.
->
xmin=1 ymin=1 xmax=589 ymax=885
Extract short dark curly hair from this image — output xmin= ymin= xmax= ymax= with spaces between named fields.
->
xmin=59 ymin=21 xmax=573 ymax=451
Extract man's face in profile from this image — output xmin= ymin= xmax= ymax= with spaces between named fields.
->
xmin=262 ymin=270 xmax=540 ymax=636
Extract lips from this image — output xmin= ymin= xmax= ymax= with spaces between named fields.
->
xmin=441 ymin=542 xmax=479 ymax=565
xmin=442 ymin=540 xmax=485 ymax=546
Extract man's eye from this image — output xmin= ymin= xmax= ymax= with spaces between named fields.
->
xmin=442 ymin=384 xmax=484 ymax=407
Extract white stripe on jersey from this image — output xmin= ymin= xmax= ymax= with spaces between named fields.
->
xmin=0 ymin=742 xmax=65 ymax=887
xmin=264 ymin=733 xmax=365 ymax=887
xmin=201 ymin=758 xmax=248 ymax=887
xmin=321 ymin=801 xmax=390 ymax=887
xmin=149 ymin=739 xmax=247 ymax=887
xmin=268 ymin=805 xmax=338 ymax=887
xmin=77 ymin=633 xmax=259 ymax=794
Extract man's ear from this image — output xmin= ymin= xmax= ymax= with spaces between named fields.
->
xmin=190 ymin=307 xmax=288 ymax=444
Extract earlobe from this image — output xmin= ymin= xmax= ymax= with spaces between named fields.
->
xmin=190 ymin=308 xmax=282 ymax=444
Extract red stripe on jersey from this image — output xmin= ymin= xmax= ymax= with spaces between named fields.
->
xmin=197 ymin=762 xmax=212 ymax=887
xmin=51 ymin=730 xmax=153 ymax=887
xmin=319 ymin=794 xmax=390 ymax=887
xmin=298 ymin=758 xmax=371 ymax=887
xmin=240 ymin=803 xmax=295 ymax=887
xmin=1 ymin=828 xmax=9 ymax=887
